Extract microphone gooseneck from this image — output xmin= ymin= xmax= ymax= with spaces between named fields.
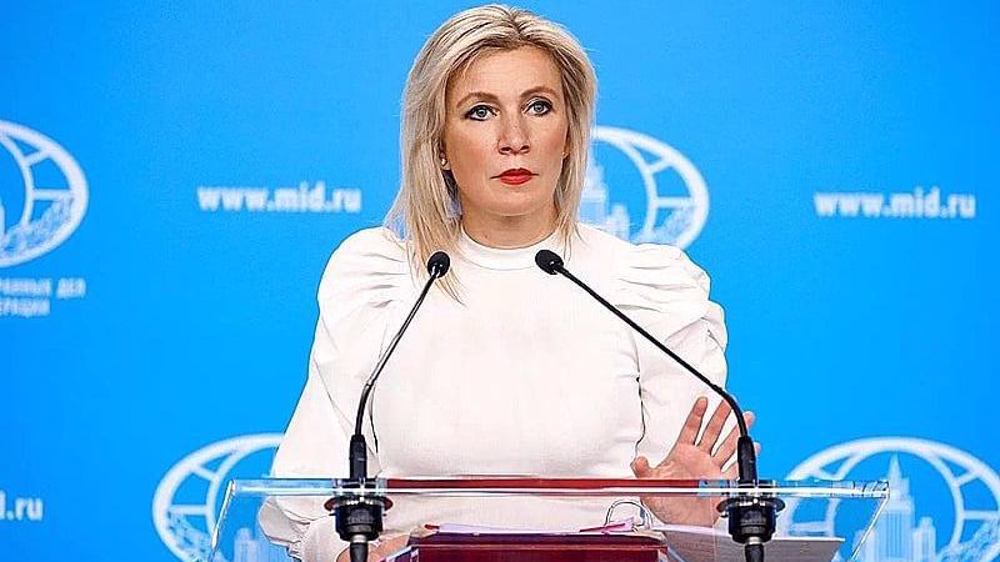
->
xmin=536 ymin=250 xmax=754 ymax=472
xmin=333 ymin=251 xmax=451 ymax=562
xmin=535 ymin=249 xmax=779 ymax=562
xmin=353 ymin=250 xmax=451 ymax=447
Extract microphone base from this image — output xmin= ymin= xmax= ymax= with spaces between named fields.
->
xmin=718 ymin=483 xmax=784 ymax=562
xmin=327 ymin=480 xmax=391 ymax=557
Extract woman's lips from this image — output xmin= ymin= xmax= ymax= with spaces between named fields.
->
xmin=499 ymin=174 xmax=533 ymax=185
xmin=496 ymin=168 xmax=536 ymax=185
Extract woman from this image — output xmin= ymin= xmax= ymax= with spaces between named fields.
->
xmin=260 ymin=5 xmax=753 ymax=561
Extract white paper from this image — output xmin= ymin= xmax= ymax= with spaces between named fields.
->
xmin=655 ymin=524 xmax=843 ymax=562
xmin=436 ymin=522 xmax=580 ymax=535
xmin=435 ymin=521 xmax=633 ymax=535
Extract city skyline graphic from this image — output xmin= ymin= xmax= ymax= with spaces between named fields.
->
xmin=853 ymin=456 xmax=937 ymax=562
xmin=788 ymin=438 xmax=1000 ymax=562
xmin=229 ymin=526 xmax=290 ymax=562
xmin=153 ymin=435 xmax=285 ymax=562
xmin=0 ymin=120 xmax=88 ymax=267
xmin=581 ymin=127 xmax=709 ymax=249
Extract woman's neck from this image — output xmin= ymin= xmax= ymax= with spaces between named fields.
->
xmin=461 ymin=207 xmax=558 ymax=249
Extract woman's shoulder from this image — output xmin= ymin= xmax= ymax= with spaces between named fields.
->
xmin=575 ymin=223 xmax=725 ymax=344
xmin=317 ymin=226 xmax=413 ymax=303
xmin=574 ymin=223 xmax=709 ymax=293
xmin=329 ymin=226 xmax=407 ymax=260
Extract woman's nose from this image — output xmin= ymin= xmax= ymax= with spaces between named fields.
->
xmin=498 ymin=116 xmax=530 ymax=155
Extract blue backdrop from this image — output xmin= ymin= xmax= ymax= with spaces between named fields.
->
xmin=2 ymin=2 xmax=997 ymax=561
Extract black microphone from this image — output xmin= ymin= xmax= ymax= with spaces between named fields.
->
xmin=332 ymin=250 xmax=451 ymax=562
xmin=535 ymin=249 xmax=779 ymax=562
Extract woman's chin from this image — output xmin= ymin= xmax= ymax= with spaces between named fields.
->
xmin=461 ymin=187 xmax=557 ymax=223
xmin=492 ymin=202 xmax=554 ymax=221
xmin=491 ymin=192 xmax=556 ymax=217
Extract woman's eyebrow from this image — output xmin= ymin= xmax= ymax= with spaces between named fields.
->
xmin=454 ymin=86 xmax=560 ymax=109
xmin=455 ymin=91 xmax=500 ymax=108
xmin=519 ymin=86 xmax=559 ymax=99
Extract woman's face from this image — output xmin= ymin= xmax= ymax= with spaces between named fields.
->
xmin=442 ymin=46 xmax=569 ymax=234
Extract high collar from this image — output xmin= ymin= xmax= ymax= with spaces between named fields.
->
xmin=457 ymin=226 xmax=562 ymax=271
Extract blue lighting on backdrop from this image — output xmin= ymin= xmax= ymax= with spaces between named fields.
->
xmin=2 ymin=2 xmax=997 ymax=561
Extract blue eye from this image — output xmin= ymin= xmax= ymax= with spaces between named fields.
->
xmin=466 ymin=105 xmax=495 ymax=121
xmin=527 ymin=99 xmax=552 ymax=115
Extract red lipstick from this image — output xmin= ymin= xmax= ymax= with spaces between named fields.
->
xmin=495 ymin=168 xmax=536 ymax=186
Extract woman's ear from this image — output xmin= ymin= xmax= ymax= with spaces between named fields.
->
xmin=438 ymin=144 xmax=451 ymax=170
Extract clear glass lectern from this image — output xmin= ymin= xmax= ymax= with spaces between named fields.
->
xmin=209 ymin=477 xmax=888 ymax=562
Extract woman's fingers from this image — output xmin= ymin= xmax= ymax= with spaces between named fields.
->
xmin=697 ymin=400 xmax=733 ymax=453
xmin=712 ymin=411 xmax=755 ymax=465
xmin=677 ymin=396 xmax=710 ymax=445
xmin=713 ymin=430 xmax=739 ymax=468
xmin=631 ymin=456 xmax=652 ymax=477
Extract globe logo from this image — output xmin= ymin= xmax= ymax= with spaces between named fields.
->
xmin=582 ymin=126 xmax=708 ymax=249
xmin=0 ymin=121 xmax=88 ymax=267
xmin=153 ymin=434 xmax=286 ymax=562
xmin=785 ymin=437 xmax=1000 ymax=561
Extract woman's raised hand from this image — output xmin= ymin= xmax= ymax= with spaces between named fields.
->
xmin=630 ymin=396 xmax=757 ymax=526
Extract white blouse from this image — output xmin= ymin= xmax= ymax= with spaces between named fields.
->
xmin=259 ymin=223 xmax=728 ymax=562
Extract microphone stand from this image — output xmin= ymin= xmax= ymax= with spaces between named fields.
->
xmin=535 ymin=249 xmax=781 ymax=562
xmin=327 ymin=251 xmax=451 ymax=562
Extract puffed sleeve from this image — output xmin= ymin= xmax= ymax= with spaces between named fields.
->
xmin=613 ymin=243 xmax=729 ymax=464
xmin=259 ymin=227 xmax=413 ymax=562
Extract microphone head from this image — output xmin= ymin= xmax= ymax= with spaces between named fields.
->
xmin=534 ymin=249 xmax=564 ymax=275
xmin=427 ymin=251 xmax=451 ymax=278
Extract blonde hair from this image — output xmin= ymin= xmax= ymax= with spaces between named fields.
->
xmin=385 ymin=4 xmax=597 ymax=289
